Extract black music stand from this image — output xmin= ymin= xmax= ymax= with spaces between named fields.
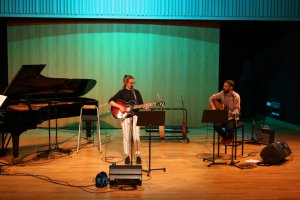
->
xmin=38 ymin=101 xmax=71 ymax=158
xmin=137 ymin=111 xmax=166 ymax=176
xmin=202 ymin=110 xmax=228 ymax=167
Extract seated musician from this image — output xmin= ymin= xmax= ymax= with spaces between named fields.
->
xmin=109 ymin=75 xmax=149 ymax=165
xmin=209 ymin=80 xmax=241 ymax=145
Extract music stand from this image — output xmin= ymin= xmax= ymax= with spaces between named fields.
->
xmin=202 ymin=110 xmax=228 ymax=167
xmin=137 ymin=111 xmax=166 ymax=176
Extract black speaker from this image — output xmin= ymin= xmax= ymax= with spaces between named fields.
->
xmin=260 ymin=140 xmax=292 ymax=164
xmin=256 ymin=127 xmax=275 ymax=144
xmin=109 ymin=164 xmax=142 ymax=186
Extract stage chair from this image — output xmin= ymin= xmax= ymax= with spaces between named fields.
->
xmin=77 ymin=105 xmax=101 ymax=153
xmin=217 ymin=121 xmax=245 ymax=159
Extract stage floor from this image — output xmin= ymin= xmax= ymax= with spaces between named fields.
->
xmin=0 ymin=118 xmax=300 ymax=200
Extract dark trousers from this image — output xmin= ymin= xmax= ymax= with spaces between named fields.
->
xmin=214 ymin=119 xmax=237 ymax=139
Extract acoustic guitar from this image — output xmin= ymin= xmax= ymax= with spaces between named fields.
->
xmin=211 ymin=99 xmax=227 ymax=110
xmin=211 ymin=99 xmax=239 ymax=118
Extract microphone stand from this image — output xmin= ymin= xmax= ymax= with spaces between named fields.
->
xmin=52 ymin=80 xmax=72 ymax=154
xmin=130 ymin=89 xmax=136 ymax=166
xmin=230 ymin=94 xmax=241 ymax=168
xmin=130 ymin=106 xmax=134 ymax=166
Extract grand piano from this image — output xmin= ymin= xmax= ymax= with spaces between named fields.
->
xmin=0 ymin=64 xmax=98 ymax=158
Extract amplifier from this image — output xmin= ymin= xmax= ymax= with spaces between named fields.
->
xmin=109 ymin=164 xmax=142 ymax=186
xmin=256 ymin=127 xmax=275 ymax=144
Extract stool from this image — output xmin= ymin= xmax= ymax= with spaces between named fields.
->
xmin=77 ymin=105 xmax=101 ymax=153
xmin=217 ymin=121 xmax=245 ymax=159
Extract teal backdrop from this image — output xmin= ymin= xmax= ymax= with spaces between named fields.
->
xmin=7 ymin=21 xmax=219 ymax=128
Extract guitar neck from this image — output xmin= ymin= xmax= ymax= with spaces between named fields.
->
xmin=132 ymin=102 xmax=156 ymax=109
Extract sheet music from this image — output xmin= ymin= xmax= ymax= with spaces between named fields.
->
xmin=0 ymin=95 xmax=7 ymax=107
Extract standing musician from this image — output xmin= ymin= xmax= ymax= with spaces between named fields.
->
xmin=109 ymin=75 xmax=149 ymax=165
xmin=209 ymin=80 xmax=241 ymax=145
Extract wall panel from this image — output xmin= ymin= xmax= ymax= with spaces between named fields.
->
xmin=1 ymin=0 xmax=299 ymax=21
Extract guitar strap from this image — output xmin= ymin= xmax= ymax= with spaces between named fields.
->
xmin=132 ymin=89 xmax=137 ymax=102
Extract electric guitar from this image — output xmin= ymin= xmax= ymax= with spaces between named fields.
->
xmin=111 ymin=100 xmax=165 ymax=119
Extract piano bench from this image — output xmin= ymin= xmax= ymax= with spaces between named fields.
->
xmin=77 ymin=105 xmax=101 ymax=153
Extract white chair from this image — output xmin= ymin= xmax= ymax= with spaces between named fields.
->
xmin=77 ymin=105 xmax=101 ymax=153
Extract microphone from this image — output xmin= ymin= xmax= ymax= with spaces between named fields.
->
xmin=131 ymin=88 xmax=135 ymax=96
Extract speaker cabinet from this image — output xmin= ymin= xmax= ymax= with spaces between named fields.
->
xmin=109 ymin=165 xmax=142 ymax=186
xmin=260 ymin=140 xmax=292 ymax=164
xmin=256 ymin=128 xmax=275 ymax=144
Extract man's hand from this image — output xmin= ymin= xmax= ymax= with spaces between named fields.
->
xmin=209 ymin=102 xmax=216 ymax=110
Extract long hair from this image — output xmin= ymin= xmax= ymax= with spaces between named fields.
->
xmin=123 ymin=74 xmax=134 ymax=89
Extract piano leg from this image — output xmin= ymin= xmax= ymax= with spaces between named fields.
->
xmin=12 ymin=133 xmax=21 ymax=158
xmin=86 ymin=121 xmax=91 ymax=138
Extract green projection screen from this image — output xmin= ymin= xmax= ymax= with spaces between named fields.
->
xmin=7 ymin=21 xmax=219 ymax=128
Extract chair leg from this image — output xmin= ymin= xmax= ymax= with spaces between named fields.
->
xmin=97 ymin=121 xmax=101 ymax=153
xmin=217 ymin=133 xmax=220 ymax=157
xmin=241 ymin=126 xmax=244 ymax=156
xmin=77 ymin=117 xmax=82 ymax=153
xmin=97 ymin=108 xmax=101 ymax=153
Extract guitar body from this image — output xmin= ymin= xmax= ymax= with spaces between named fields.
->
xmin=211 ymin=99 xmax=227 ymax=110
xmin=211 ymin=99 xmax=239 ymax=119
xmin=159 ymin=126 xmax=165 ymax=139
xmin=111 ymin=100 xmax=135 ymax=119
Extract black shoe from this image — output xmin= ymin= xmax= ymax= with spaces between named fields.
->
xmin=125 ymin=156 xmax=130 ymax=165
xmin=136 ymin=156 xmax=142 ymax=164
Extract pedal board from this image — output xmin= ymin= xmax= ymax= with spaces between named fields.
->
xmin=109 ymin=164 xmax=142 ymax=186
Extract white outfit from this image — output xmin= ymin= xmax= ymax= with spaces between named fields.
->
xmin=120 ymin=115 xmax=140 ymax=156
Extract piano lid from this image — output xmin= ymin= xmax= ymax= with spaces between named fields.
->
xmin=3 ymin=64 xmax=97 ymax=99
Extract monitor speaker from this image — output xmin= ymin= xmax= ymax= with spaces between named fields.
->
xmin=260 ymin=140 xmax=292 ymax=164
xmin=109 ymin=164 xmax=142 ymax=186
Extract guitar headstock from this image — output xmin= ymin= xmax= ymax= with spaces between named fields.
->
xmin=156 ymin=101 xmax=165 ymax=106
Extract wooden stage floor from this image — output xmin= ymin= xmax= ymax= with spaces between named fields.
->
xmin=0 ymin=119 xmax=300 ymax=200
